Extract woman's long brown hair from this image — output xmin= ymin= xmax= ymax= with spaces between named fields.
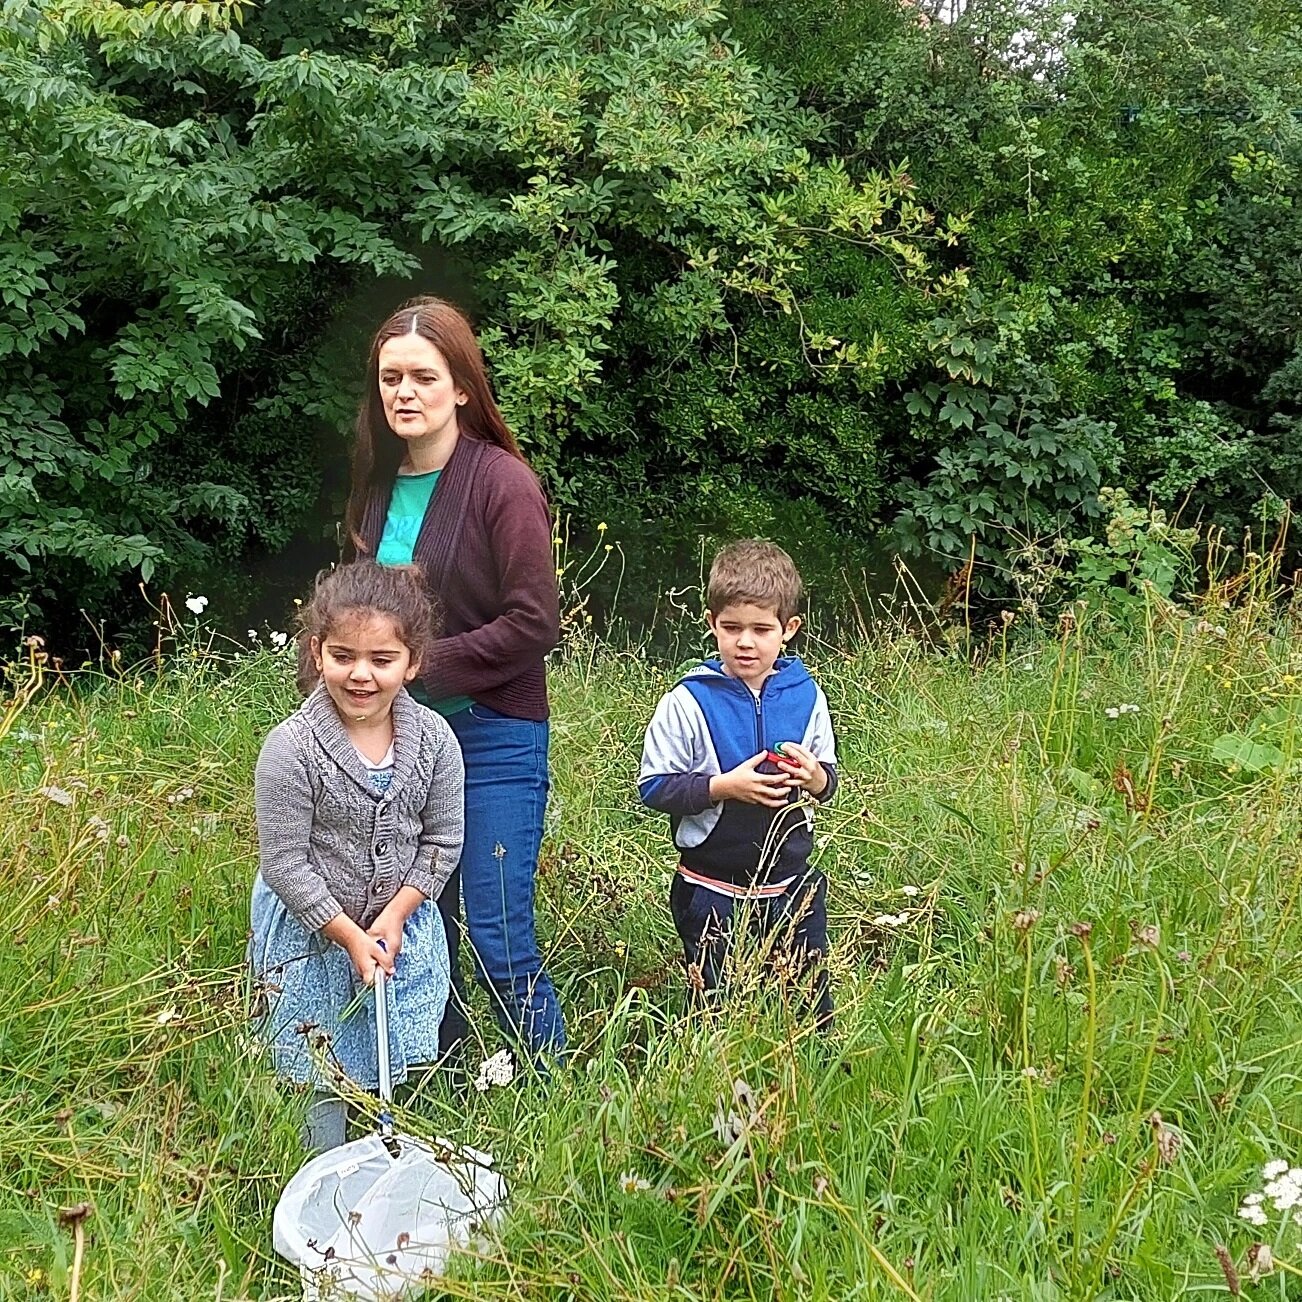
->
xmin=345 ymin=296 xmax=524 ymax=554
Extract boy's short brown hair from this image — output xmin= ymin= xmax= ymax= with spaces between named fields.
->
xmin=706 ymin=539 xmax=804 ymax=624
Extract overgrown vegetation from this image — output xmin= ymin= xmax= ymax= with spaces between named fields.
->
xmin=3 ymin=0 xmax=1301 ymax=640
xmin=3 ymin=561 xmax=1301 ymax=1298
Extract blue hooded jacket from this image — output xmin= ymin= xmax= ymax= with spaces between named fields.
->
xmin=638 ymin=657 xmax=838 ymax=883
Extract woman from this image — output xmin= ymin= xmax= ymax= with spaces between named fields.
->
xmin=343 ymin=296 xmax=566 ymax=1061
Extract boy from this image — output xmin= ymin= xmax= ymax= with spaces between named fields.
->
xmin=638 ymin=540 xmax=837 ymax=1026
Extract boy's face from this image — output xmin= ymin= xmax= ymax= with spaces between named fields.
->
xmin=706 ymin=602 xmax=801 ymax=689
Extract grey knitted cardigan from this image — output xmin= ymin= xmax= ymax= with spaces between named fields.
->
xmin=254 ymin=684 xmax=464 ymax=932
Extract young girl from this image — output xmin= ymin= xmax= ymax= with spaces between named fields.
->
xmin=250 ymin=561 xmax=464 ymax=1152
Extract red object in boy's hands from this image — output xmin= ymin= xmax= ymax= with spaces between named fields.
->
xmin=765 ymin=745 xmax=798 ymax=768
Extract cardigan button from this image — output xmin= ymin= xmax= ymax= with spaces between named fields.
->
xmin=375 ymin=841 xmax=389 ymax=857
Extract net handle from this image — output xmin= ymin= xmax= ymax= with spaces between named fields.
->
xmin=374 ymin=950 xmax=394 ymax=1137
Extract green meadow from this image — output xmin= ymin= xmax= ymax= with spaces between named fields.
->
xmin=2 ymin=588 xmax=1300 ymax=1300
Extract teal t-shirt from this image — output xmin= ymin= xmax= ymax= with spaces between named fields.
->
xmin=376 ymin=469 xmax=471 ymax=718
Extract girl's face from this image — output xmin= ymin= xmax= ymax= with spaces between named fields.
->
xmin=311 ymin=612 xmax=418 ymax=726
xmin=377 ymin=334 xmax=466 ymax=448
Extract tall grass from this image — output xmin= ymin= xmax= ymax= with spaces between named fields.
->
xmin=1 ymin=585 xmax=1300 ymax=1300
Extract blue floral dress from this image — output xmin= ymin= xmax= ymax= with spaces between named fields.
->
xmin=249 ymin=749 xmax=449 ymax=1090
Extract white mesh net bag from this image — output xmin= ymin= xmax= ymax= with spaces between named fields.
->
xmin=272 ymin=970 xmax=507 ymax=1300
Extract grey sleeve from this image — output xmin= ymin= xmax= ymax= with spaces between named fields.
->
xmin=805 ymin=685 xmax=840 ymax=804
xmin=254 ymin=725 xmax=344 ymax=933
xmin=407 ymin=718 xmax=465 ymax=900
xmin=638 ymin=689 xmax=717 ymax=814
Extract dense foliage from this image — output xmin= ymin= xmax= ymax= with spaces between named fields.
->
xmin=2 ymin=0 xmax=1300 ymax=636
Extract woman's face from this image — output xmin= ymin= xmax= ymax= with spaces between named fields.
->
xmin=377 ymin=334 xmax=467 ymax=446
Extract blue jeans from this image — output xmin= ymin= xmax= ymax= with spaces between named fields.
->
xmin=437 ymin=703 xmax=566 ymax=1059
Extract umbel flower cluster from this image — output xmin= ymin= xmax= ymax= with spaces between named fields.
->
xmin=1239 ymin=1159 xmax=1302 ymax=1228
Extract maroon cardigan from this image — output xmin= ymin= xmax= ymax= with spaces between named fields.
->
xmin=352 ymin=436 xmax=560 ymax=720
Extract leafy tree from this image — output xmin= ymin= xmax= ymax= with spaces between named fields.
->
xmin=2 ymin=0 xmax=947 ymax=642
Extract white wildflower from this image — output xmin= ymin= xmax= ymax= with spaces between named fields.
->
xmin=1105 ymin=706 xmax=1120 ymax=719
xmin=86 ymin=815 xmax=110 ymax=842
xmin=248 ymin=629 xmax=259 ymax=642
xmin=1265 ymin=1171 xmax=1302 ymax=1211
xmin=618 ymin=1170 xmax=651 ymax=1194
xmin=185 ymin=595 xmax=208 ymax=615
xmin=269 ymin=631 xmax=289 ymax=649
xmin=1238 ymin=1203 xmax=1268 ymax=1226
xmin=167 ymin=786 xmax=195 ymax=805
xmin=155 ymin=1007 xmax=180 ymax=1026
xmin=900 ymin=885 xmax=921 ymax=898
xmin=872 ymin=912 xmax=910 ymax=927
xmin=1120 ymin=703 xmax=1139 ymax=714
xmin=1262 ymin=1159 xmax=1288 ymax=1180
xmin=46 ymin=895 xmax=60 ymax=910
xmin=38 ymin=785 xmax=74 ymax=806
xmin=1243 ymin=1192 xmax=1264 ymax=1205
xmin=473 ymin=1049 xmax=515 ymax=1093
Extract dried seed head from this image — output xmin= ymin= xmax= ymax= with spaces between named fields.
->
xmin=1131 ymin=920 xmax=1160 ymax=950
xmin=58 ymin=1202 xmax=92 ymax=1228
xmin=1070 ymin=921 xmax=1093 ymax=939
xmin=1213 ymin=1243 xmax=1241 ymax=1297
xmin=1246 ymin=1242 xmax=1274 ymax=1284
xmin=1150 ymin=1111 xmax=1181 ymax=1166
xmin=1012 ymin=908 xmax=1041 ymax=935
